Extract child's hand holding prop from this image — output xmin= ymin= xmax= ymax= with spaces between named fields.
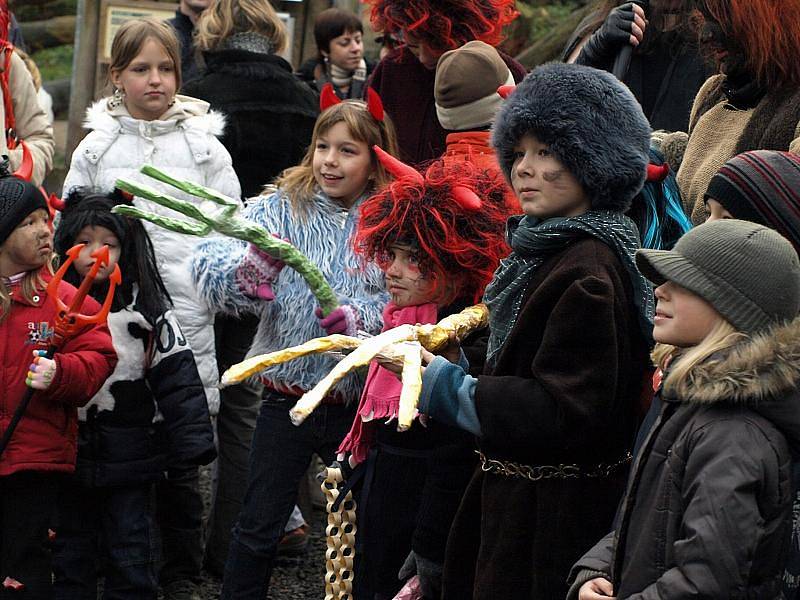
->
xmin=0 ymin=244 xmax=121 ymax=458
xmin=112 ymin=166 xmax=340 ymax=316
xmin=26 ymin=350 xmax=56 ymax=390
xmin=220 ymin=304 xmax=489 ymax=431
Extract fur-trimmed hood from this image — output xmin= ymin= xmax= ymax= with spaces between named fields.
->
xmin=491 ymin=62 xmax=651 ymax=213
xmin=83 ymin=94 xmax=226 ymax=136
xmin=665 ymin=317 xmax=800 ymax=448
xmin=63 ymin=93 xmax=242 ymax=417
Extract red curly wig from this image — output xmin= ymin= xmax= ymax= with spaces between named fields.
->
xmin=699 ymin=0 xmax=800 ymax=86
xmin=355 ymin=159 xmax=511 ymax=306
xmin=365 ymin=0 xmax=518 ymax=52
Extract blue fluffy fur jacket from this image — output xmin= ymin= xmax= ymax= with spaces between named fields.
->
xmin=192 ymin=189 xmax=388 ymax=403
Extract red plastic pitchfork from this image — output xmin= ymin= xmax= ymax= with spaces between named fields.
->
xmin=0 ymin=244 xmax=121 ymax=458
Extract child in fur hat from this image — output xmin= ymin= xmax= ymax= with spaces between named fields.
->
xmin=336 ymin=157 xmax=510 ymax=599
xmin=414 ymin=62 xmax=655 ymax=599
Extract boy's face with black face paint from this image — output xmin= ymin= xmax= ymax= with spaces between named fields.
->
xmin=510 ymin=134 xmax=590 ymax=220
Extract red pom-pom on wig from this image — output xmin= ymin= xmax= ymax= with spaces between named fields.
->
xmin=355 ymin=160 xmax=511 ymax=306
xmin=365 ymin=0 xmax=519 ymax=52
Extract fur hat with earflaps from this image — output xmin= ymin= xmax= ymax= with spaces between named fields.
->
xmin=492 ymin=62 xmax=651 ymax=213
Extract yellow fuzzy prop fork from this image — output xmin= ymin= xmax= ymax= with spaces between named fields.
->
xmin=219 ymin=304 xmax=489 ymax=431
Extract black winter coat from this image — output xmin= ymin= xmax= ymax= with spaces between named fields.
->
xmin=168 ymin=10 xmax=200 ymax=85
xmin=568 ymin=318 xmax=800 ymax=599
xmin=75 ymin=307 xmax=216 ymax=487
xmin=442 ymin=238 xmax=650 ymax=600
xmin=182 ymin=49 xmax=319 ymax=198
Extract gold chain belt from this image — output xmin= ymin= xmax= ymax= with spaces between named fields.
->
xmin=476 ymin=450 xmax=632 ymax=481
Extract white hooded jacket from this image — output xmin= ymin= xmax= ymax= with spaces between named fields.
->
xmin=63 ymin=95 xmax=243 ymax=414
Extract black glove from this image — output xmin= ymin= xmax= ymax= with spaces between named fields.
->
xmin=577 ymin=2 xmax=640 ymax=66
xmin=398 ymin=550 xmax=443 ymax=600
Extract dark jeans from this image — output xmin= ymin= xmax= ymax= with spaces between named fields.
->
xmin=205 ymin=314 xmax=262 ymax=575
xmin=220 ymin=392 xmax=354 ymax=599
xmin=0 ymin=471 xmax=60 ymax=600
xmin=156 ymin=464 xmax=203 ymax=586
xmin=52 ymin=478 xmax=158 ymax=599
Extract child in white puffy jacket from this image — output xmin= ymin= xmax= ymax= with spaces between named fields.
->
xmin=61 ymin=17 xmax=241 ymax=600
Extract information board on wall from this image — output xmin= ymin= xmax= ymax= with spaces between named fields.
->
xmin=99 ymin=0 xmax=179 ymax=62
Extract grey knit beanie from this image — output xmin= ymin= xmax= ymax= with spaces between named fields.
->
xmin=636 ymin=219 xmax=800 ymax=334
xmin=491 ymin=62 xmax=651 ymax=212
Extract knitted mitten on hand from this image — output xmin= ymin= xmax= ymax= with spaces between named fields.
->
xmin=315 ymin=305 xmax=360 ymax=336
xmin=235 ymin=242 xmax=286 ymax=301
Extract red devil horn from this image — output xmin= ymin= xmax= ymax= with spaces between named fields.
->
xmin=49 ymin=193 xmax=66 ymax=211
xmin=11 ymin=141 xmax=33 ymax=182
xmin=372 ymin=146 xmax=424 ymax=185
xmin=451 ymin=186 xmax=482 ymax=212
xmin=646 ymin=162 xmax=670 ymax=182
xmin=497 ymin=85 xmax=515 ymax=100
xmin=320 ymin=83 xmax=342 ymax=111
xmin=366 ymin=87 xmax=384 ymax=122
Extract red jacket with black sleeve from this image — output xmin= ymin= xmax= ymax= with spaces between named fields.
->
xmin=0 ymin=269 xmax=117 ymax=476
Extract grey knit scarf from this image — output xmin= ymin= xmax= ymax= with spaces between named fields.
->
xmin=484 ymin=211 xmax=655 ymax=368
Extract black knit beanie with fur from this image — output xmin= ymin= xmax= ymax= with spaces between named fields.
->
xmin=0 ymin=157 xmax=47 ymax=245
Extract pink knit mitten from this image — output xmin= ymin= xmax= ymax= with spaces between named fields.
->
xmin=235 ymin=242 xmax=286 ymax=301
xmin=315 ymin=305 xmax=360 ymax=336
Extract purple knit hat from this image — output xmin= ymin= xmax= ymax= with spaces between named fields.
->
xmin=705 ymin=150 xmax=800 ymax=254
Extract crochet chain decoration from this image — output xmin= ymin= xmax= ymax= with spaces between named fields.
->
xmin=111 ymin=165 xmax=340 ymax=315
xmin=321 ymin=465 xmax=357 ymax=600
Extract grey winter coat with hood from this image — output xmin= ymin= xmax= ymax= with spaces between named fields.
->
xmin=567 ymin=318 xmax=800 ymax=599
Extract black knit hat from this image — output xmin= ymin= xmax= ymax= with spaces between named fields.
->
xmin=491 ymin=62 xmax=651 ymax=212
xmin=0 ymin=156 xmax=48 ymax=245
xmin=705 ymin=150 xmax=800 ymax=254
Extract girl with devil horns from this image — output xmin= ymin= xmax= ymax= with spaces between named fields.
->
xmin=335 ymin=154 xmax=511 ymax=599
xmin=191 ymin=85 xmax=398 ymax=599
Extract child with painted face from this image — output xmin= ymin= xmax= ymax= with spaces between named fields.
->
xmin=192 ymin=91 xmax=398 ymax=600
xmin=569 ymin=219 xmax=800 ymax=599
xmin=414 ymin=63 xmax=655 ymax=599
xmin=335 ymin=157 xmax=510 ymax=599
xmin=50 ymin=189 xmax=216 ymax=599
xmin=0 ymin=165 xmax=116 ymax=597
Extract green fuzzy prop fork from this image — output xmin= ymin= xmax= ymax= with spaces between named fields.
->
xmin=113 ymin=165 xmax=340 ymax=315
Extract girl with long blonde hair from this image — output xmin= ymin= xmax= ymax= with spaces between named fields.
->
xmin=192 ymin=93 xmax=398 ymax=599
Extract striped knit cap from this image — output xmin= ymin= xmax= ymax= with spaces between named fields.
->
xmin=705 ymin=151 xmax=800 ymax=254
